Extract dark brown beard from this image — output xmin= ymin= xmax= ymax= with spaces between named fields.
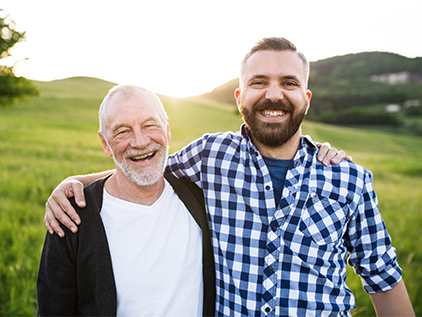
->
xmin=240 ymin=99 xmax=307 ymax=147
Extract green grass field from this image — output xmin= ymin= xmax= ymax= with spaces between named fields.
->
xmin=1 ymin=77 xmax=421 ymax=316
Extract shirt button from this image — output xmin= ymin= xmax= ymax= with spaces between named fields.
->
xmin=265 ymin=307 xmax=271 ymax=313
xmin=272 ymin=226 xmax=277 ymax=232
xmin=265 ymin=185 xmax=271 ymax=191
xmin=267 ymin=266 xmax=274 ymax=273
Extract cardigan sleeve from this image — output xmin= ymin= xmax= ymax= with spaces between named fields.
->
xmin=37 ymin=177 xmax=116 ymax=316
xmin=37 ymin=223 xmax=79 ymax=316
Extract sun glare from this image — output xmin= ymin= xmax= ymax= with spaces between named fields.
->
xmin=1 ymin=0 xmax=421 ymax=98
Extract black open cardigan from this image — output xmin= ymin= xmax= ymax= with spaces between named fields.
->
xmin=37 ymin=172 xmax=215 ymax=316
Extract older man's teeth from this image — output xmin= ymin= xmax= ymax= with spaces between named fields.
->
xmin=261 ymin=110 xmax=286 ymax=117
xmin=131 ymin=152 xmax=154 ymax=161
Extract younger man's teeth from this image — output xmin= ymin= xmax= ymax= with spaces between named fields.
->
xmin=262 ymin=110 xmax=285 ymax=117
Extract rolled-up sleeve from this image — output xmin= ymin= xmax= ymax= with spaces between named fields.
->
xmin=346 ymin=171 xmax=402 ymax=293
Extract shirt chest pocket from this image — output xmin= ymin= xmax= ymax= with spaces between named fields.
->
xmin=298 ymin=192 xmax=348 ymax=245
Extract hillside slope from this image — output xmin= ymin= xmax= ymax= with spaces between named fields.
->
xmin=32 ymin=76 xmax=117 ymax=99
xmin=310 ymin=51 xmax=422 ymax=79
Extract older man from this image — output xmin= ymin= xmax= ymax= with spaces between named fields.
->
xmin=37 ymin=84 xmax=215 ymax=316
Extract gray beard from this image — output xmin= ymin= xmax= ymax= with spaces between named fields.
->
xmin=112 ymin=144 xmax=168 ymax=187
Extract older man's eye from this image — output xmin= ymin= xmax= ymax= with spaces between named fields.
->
xmin=117 ymin=130 xmax=128 ymax=135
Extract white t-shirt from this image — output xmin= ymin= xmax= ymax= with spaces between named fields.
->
xmin=100 ymin=180 xmax=203 ymax=316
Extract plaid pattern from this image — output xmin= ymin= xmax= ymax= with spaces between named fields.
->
xmin=166 ymin=124 xmax=402 ymax=316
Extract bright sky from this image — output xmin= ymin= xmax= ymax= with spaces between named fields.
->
xmin=1 ymin=0 xmax=421 ymax=98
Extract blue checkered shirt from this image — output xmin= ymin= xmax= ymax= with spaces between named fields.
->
xmin=166 ymin=124 xmax=402 ymax=316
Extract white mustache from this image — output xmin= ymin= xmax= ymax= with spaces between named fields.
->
xmin=122 ymin=144 xmax=162 ymax=159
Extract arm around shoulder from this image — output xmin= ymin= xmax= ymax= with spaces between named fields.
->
xmin=44 ymin=170 xmax=114 ymax=237
xmin=69 ymin=170 xmax=115 ymax=187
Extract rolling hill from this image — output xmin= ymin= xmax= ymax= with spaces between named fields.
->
xmin=32 ymin=76 xmax=117 ymax=99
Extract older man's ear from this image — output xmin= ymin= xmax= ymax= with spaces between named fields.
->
xmin=99 ymin=132 xmax=112 ymax=157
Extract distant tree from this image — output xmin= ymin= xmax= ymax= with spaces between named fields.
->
xmin=0 ymin=9 xmax=38 ymax=108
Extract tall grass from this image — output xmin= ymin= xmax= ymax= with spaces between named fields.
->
xmin=0 ymin=78 xmax=421 ymax=315
xmin=0 ymin=94 xmax=113 ymax=315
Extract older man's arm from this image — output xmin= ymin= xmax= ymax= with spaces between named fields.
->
xmin=44 ymin=170 xmax=114 ymax=237
xmin=314 ymin=141 xmax=352 ymax=166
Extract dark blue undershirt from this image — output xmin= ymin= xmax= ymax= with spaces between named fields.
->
xmin=262 ymin=156 xmax=292 ymax=207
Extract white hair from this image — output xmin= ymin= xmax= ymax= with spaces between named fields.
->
xmin=98 ymin=84 xmax=168 ymax=138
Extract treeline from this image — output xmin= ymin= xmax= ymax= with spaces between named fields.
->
xmin=308 ymin=52 xmax=422 ymax=127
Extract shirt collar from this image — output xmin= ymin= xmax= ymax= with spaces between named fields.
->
xmin=240 ymin=124 xmax=261 ymax=157
xmin=292 ymin=135 xmax=318 ymax=168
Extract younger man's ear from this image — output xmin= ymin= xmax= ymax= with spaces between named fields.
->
xmin=234 ymin=88 xmax=242 ymax=111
